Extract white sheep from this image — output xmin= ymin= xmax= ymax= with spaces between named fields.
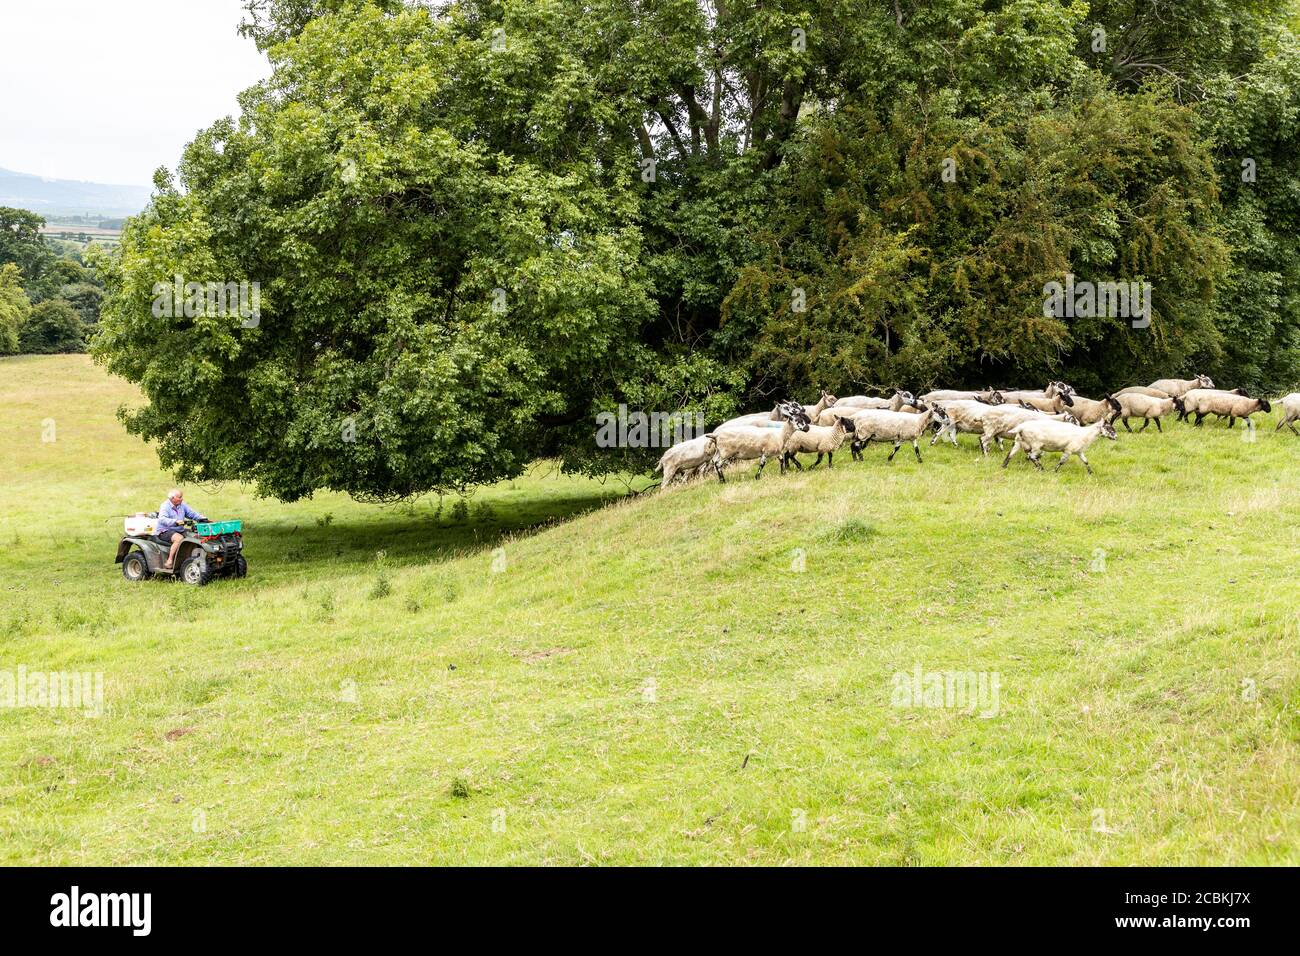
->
xmin=1115 ymin=385 xmax=1170 ymax=398
xmin=712 ymin=416 xmax=811 ymax=481
xmin=927 ymin=399 xmax=997 ymax=448
xmin=846 ymin=404 xmax=952 ymax=463
xmin=1275 ymin=393 xmax=1300 ymax=435
xmin=998 ymin=382 xmax=1075 ymax=413
xmin=1002 ymin=418 xmax=1118 ymax=474
xmin=977 ymin=405 xmax=1077 ymax=455
xmin=1112 ymin=392 xmax=1177 ymax=432
xmin=720 ymin=402 xmax=787 ymax=429
xmin=919 ymin=387 xmax=1004 ymax=404
xmin=801 ymin=390 xmax=838 ymax=419
xmin=1150 ymin=374 xmax=1214 ymax=398
xmin=1066 ymin=395 xmax=1122 ymax=425
xmin=654 ymin=435 xmax=718 ymax=489
xmin=1180 ymin=389 xmax=1272 ymax=430
xmin=816 ymin=391 xmax=917 ymax=426
xmin=831 ymin=389 xmax=915 ymax=411
xmin=782 ymin=416 xmax=857 ymax=469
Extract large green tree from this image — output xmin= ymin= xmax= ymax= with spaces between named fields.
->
xmin=96 ymin=0 xmax=1300 ymax=499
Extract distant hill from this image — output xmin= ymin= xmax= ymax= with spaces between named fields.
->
xmin=0 ymin=167 xmax=150 ymax=218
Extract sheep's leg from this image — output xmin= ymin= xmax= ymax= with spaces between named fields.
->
xmin=912 ymin=439 xmax=923 ymax=463
xmin=1194 ymin=413 xmax=1205 ymax=426
xmin=1228 ymin=416 xmax=1235 ymax=429
xmin=826 ymin=451 xmax=833 ymax=469
xmin=786 ymin=452 xmax=804 ymax=471
xmin=1001 ymin=442 xmax=1020 ymax=468
xmin=1288 ymin=422 xmax=1300 ymax=436
xmin=1122 ymin=417 xmax=1133 ymax=432
xmin=809 ymin=453 xmax=823 ymax=469
xmin=1055 ymin=452 xmax=1070 ymax=471
xmin=1030 ymin=453 xmax=1044 ymax=471
xmin=887 ymin=441 xmax=902 ymax=462
xmin=1140 ymin=418 xmax=1149 ymax=432
xmin=1079 ymin=452 xmax=1092 ymax=475
xmin=755 ymin=453 xmax=767 ymax=479
xmin=1154 ymin=417 xmax=1163 ymax=433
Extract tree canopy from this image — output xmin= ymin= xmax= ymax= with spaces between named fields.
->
xmin=20 ymin=299 xmax=85 ymax=354
xmin=94 ymin=0 xmax=1300 ymax=500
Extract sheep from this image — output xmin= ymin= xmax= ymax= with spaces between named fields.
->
xmin=1002 ymin=418 xmax=1119 ymax=475
xmin=926 ymin=399 xmax=998 ymax=449
xmin=816 ymin=390 xmax=917 ymax=426
xmin=708 ymin=402 xmax=812 ymax=480
xmin=1149 ymin=374 xmax=1214 ymax=398
xmin=997 ymin=382 xmax=1075 ymax=412
xmin=831 ymin=389 xmax=915 ymax=411
xmin=977 ymin=405 xmax=1078 ymax=455
xmin=919 ymin=387 xmax=1004 ymax=404
xmin=1066 ymin=394 xmax=1122 ymax=425
xmin=846 ymin=403 xmax=952 ymax=463
xmin=718 ymin=390 xmax=835 ymax=430
xmin=1180 ymin=389 xmax=1272 ymax=431
xmin=782 ymin=416 xmax=857 ymax=469
xmin=1110 ymin=392 xmax=1177 ymax=432
xmin=1275 ymin=393 xmax=1300 ymax=435
xmin=802 ymin=390 xmax=838 ymax=420
xmin=1173 ymin=386 xmax=1246 ymax=422
xmin=720 ymin=403 xmax=787 ymax=429
xmin=654 ymin=435 xmax=718 ymax=489
xmin=1115 ymin=385 xmax=1171 ymax=398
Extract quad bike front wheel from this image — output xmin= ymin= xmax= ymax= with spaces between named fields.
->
xmin=121 ymin=550 xmax=149 ymax=582
xmin=179 ymin=554 xmax=210 ymax=586
xmin=233 ymin=555 xmax=248 ymax=578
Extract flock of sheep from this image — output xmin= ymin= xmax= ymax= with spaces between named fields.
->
xmin=656 ymin=375 xmax=1300 ymax=486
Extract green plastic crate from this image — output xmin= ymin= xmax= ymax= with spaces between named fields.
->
xmin=196 ymin=520 xmax=241 ymax=536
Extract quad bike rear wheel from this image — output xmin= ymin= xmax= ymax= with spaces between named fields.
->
xmin=121 ymin=550 xmax=149 ymax=582
xmin=179 ymin=553 xmax=210 ymax=586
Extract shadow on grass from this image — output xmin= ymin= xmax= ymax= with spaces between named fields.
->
xmin=240 ymin=489 xmax=631 ymax=575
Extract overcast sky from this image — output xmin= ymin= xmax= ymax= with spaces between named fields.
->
xmin=0 ymin=0 xmax=271 ymax=186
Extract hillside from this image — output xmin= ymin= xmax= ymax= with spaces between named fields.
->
xmin=0 ymin=354 xmax=1297 ymax=864
xmin=0 ymin=167 xmax=150 ymax=219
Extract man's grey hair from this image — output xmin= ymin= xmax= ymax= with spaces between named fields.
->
xmin=168 ymin=488 xmax=182 ymax=498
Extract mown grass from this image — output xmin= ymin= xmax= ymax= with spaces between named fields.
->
xmin=0 ymin=354 xmax=1297 ymax=865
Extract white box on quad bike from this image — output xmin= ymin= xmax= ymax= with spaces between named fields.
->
xmin=124 ymin=514 xmax=157 ymax=536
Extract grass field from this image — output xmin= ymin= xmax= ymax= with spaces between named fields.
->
xmin=1 ymin=354 xmax=1297 ymax=865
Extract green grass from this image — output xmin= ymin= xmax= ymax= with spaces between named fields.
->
xmin=1 ymin=354 xmax=1298 ymax=865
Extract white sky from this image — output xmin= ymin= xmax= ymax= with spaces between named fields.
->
xmin=0 ymin=0 xmax=271 ymax=185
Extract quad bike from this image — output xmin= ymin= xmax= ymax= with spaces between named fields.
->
xmin=115 ymin=516 xmax=247 ymax=586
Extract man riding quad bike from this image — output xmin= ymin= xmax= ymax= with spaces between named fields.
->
xmin=116 ymin=489 xmax=247 ymax=585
